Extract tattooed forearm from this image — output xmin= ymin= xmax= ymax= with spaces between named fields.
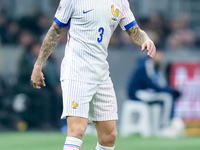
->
xmin=35 ymin=21 xmax=64 ymax=65
xmin=126 ymin=24 xmax=151 ymax=46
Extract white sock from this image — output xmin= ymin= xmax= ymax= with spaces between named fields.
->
xmin=63 ymin=136 xmax=82 ymax=150
xmin=95 ymin=142 xmax=115 ymax=150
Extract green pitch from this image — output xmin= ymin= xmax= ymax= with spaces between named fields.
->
xmin=0 ymin=132 xmax=200 ymax=150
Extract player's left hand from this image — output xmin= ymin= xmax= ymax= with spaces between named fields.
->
xmin=141 ymin=40 xmax=156 ymax=58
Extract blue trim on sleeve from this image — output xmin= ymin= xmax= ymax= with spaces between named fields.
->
xmin=67 ymin=19 xmax=71 ymax=30
xmin=124 ymin=20 xmax=137 ymax=30
xmin=54 ymin=17 xmax=67 ymax=27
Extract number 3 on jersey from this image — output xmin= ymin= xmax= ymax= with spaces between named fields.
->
xmin=97 ymin=27 xmax=104 ymax=43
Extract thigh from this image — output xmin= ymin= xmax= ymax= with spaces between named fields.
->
xmin=93 ymin=120 xmax=117 ymax=135
xmin=88 ymin=80 xmax=118 ymax=122
xmin=61 ymin=80 xmax=97 ymax=119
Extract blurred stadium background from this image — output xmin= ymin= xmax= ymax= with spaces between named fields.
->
xmin=0 ymin=0 xmax=200 ymax=149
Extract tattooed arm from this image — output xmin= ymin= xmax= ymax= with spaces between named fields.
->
xmin=126 ymin=24 xmax=156 ymax=58
xmin=31 ymin=21 xmax=64 ymax=89
xmin=36 ymin=21 xmax=63 ymax=65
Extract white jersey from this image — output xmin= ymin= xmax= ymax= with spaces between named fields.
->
xmin=54 ymin=0 xmax=137 ymax=83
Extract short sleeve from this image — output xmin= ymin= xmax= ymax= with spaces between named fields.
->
xmin=54 ymin=0 xmax=74 ymax=27
xmin=119 ymin=0 xmax=137 ymax=31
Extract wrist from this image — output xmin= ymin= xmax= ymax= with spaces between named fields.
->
xmin=145 ymin=39 xmax=152 ymax=42
xmin=34 ymin=64 xmax=43 ymax=70
xmin=143 ymin=39 xmax=153 ymax=44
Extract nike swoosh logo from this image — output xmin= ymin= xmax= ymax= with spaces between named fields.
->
xmin=83 ymin=9 xmax=93 ymax=14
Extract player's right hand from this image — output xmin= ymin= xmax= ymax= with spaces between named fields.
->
xmin=31 ymin=65 xmax=46 ymax=89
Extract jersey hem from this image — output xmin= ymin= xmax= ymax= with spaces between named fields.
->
xmin=124 ymin=20 xmax=137 ymax=30
xmin=54 ymin=17 xmax=67 ymax=27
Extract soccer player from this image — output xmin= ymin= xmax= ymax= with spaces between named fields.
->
xmin=31 ymin=0 xmax=156 ymax=150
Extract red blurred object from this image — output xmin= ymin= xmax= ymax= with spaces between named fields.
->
xmin=170 ymin=63 xmax=200 ymax=120
xmin=170 ymin=63 xmax=200 ymax=136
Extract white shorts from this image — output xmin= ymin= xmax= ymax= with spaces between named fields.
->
xmin=61 ymin=79 xmax=118 ymax=122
